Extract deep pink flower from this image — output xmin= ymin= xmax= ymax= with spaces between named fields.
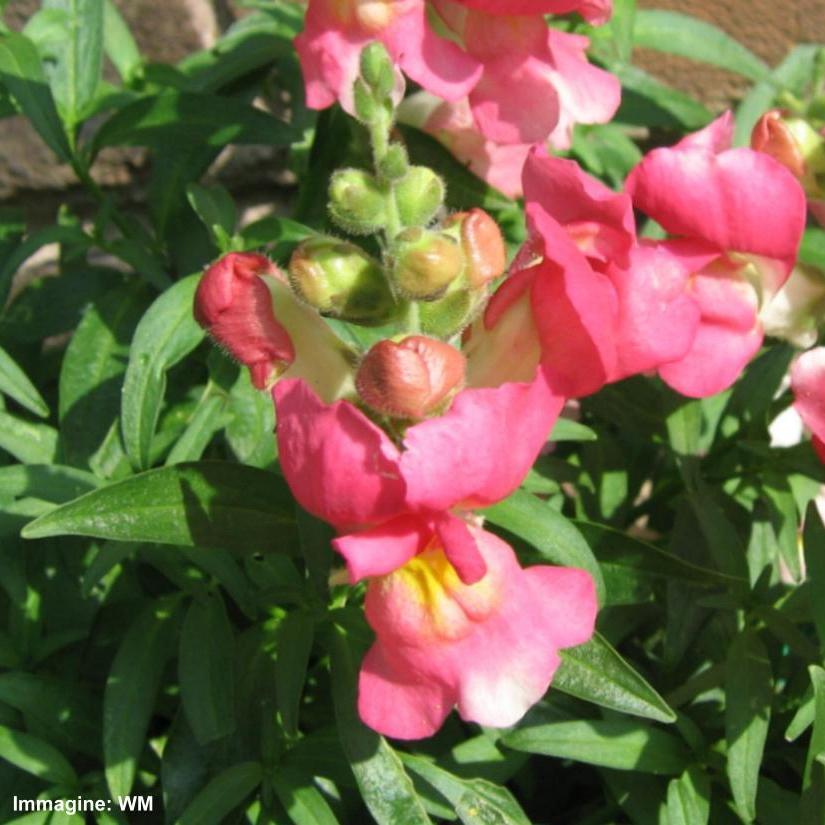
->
xmin=451 ymin=0 xmax=612 ymax=25
xmin=359 ymin=525 xmax=597 ymax=739
xmin=791 ymin=347 xmax=825 ymax=464
xmin=274 ymin=367 xmax=562 ymax=583
xmin=295 ymin=0 xmax=481 ymax=115
xmin=626 ymin=113 xmax=807 ymax=396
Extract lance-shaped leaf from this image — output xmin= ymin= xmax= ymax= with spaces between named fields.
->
xmin=667 ymin=766 xmax=710 ymax=825
xmin=0 ymin=344 xmax=48 ymax=417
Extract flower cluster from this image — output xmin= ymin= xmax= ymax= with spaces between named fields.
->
xmin=295 ymin=0 xmax=620 ymax=196
xmin=193 ymin=34 xmax=812 ymax=739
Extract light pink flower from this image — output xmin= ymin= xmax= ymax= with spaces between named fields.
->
xmin=791 ymin=347 xmax=825 ymax=464
xmin=359 ymin=525 xmax=597 ymax=739
xmin=295 ymin=0 xmax=481 ymax=114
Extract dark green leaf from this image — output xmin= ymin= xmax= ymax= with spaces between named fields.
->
xmin=186 ymin=183 xmax=237 ymax=244
xmin=175 ymin=761 xmax=262 ymax=825
xmin=22 ymin=462 xmax=295 ymax=551
xmin=179 ymin=592 xmax=236 ymax=744
xmin=276 ymin=611 xmax=314 ymax=738
xmin=726 ymin=630 xmax=772 ymax=822
xmin=805 ymin=502 xmax=825 ymax=650
xmin=0 ymin=344 xmax=48 ymax=417
xmin=104 ymin=596 xmax=183 ymax=797
xmin=0 ymin=724 xmax=76 ymax=786
xmin=0 ymin=464 xmax=99 ymax=503
xmin=554 ymin=632 xmax=676 ymax=723
xmin=272 ymin=769 xmax=341 ymax=825
xmin=120 ymin=274 xmax=204 ymax=471
xmin=802 ymin=666 xmax=825 ymax=824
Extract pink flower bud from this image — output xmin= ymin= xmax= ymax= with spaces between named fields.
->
xmin=751 ymin=110 xmax=807 ymax=180
xmin=392 ymin=228 xmax=464 ymax=300
xmin=194 ymin=252 xmax=294 ymax=390
xmin=356 ymin=335 xmax=466 ymax=419
xmin=444 ymin=208 xmax=507 ymax=287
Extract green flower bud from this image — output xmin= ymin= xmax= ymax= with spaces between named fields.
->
xmin=394 ymin=166 xmax=445 ymax=228
xmin=419 ymin=287 xmax=487 ymax=339
xmin=392 ymin=227 xmax=463 ymax=300
xmin=329 ymin=169 xmax=388 ymax=235
xmin=378 ymin=143 xmax=409 ymax=181
xmin=288 ymin=237 xmax=397 ymax=325
xmin=360 ymin=42 xmax=396 ymax=100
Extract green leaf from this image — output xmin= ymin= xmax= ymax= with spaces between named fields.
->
xmin=175 ymin=761 xmax=262 ymax=825
xmin=549 ymin=418 xmax=598 ymax=443
xmin=179 ymin=592 xmax=236 ymax=744
xmin=0 ymin=411 xmax=58 ymax=464
xmin=186 ymin=183 xmax=237 ymax=246
xmin=502 ymin=718 xmax=688 ymax=774
xmin=104 ymin=596 xmax=183 ymax=797
xmin=0 ymin=31 xmax=71 ymax=161
xmin=725 ymin=630 xmax=772 ymax=822
xmin=92 ymin=90 xmax=299 ymax=155
xmin=0 ymin=724 xmax=77 ymax=786
xmin=666 ymin=766 xmax=710 ymax=825
xmin=276 ymin=611 xmax=314 ymax=737
xmin=239 ymin=215 xmax=315 ymax=252
xmin=40 ymin=0 xmax=104 ymax=128
xmin=554 ymin=632 xmax=676 ymax=724
xmin=483 ymin=490 xmax=605 ymax=603
xmin=120 ymin=274 xmax=204 ymax=471
xmin=102 ymin=0 xmax=140 ymax=83
xmin=272 ymin=770 xmax=341 ymax=825
xmin=805 ymin=502 xmax=825 ymax=651
xmin=802 ymin=666 xmax=825 ymax=824
xmin=633 ymin=10 xmax=770 ymax=82
xmin=800 ymin=228 xmax=825 ymax=270
xmin=786 ymin=687 xmax=815 ymax=743
xmin=401 ymin=755 xmax=531 ymax=825
xmin=164 ymin=393 xmax=227 ymax=466
xmin=59 ymin=281 xmax=152 ymax=469
xmin=329 ymin=626 xmax=432 ymax=825
xmin=0 ymin=344 xmax=48 ymax=417
xmin=21 ymin=461 xmax=295 ymax=551
xmin=0 ymin=464 xmax=98 ymax=503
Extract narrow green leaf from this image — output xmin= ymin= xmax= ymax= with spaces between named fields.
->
xmin=179 ymin=592 xmax=236 ymax=744
xmin=633 ymin=10 xmax=770 ymax=81
xmin=0 ymin=344 xmax=48 ymax=417
xmin=0 ymin=411 xmax=58 ymax=464
xmin=276 ymin=611 xmax=314 ymax=737
xmin=726 ymin=630 xmax=772 ymax=823
xmin=186 ymin=183 xmax=237 ymax=243
xmin=549 ymin=418 xmax=598 ymax=443
xmin=786 ymin=687 xmax=815 ymax=743
xmin=329 ymin=626 xmax=432 ymax=825
xmin=0 ymin=31 xmax=71 ymax=160
xmin=401 ymin=755 xmax=531 ymax=825
xmin=554 ymin=632 xmax=676 ymax=723
xmin=102 ymin=0 xmax=140 ymax=82
xmin=104 ymin=596 xmax=182 ymax=797
xmin=272 ymin=770 xmax=341 ymax=825
xmin=0 ymin=724 xmax=77 ymax=786
xmin=802 ymin=666 xmax=825 ymax=824
xmin=165 ymin=394 xmax=226 ymax=466
xmin=666 ymin=766 xmax=710 ymax=825
xmin=41 ymin=0 xmax=104 ymax=127
xmin=93 ymin=90 xmax=299 ymax=154
xmin=21 ymin=462 xmax=295 ymax=551
xmin=175 ymin=761 xmax=262 ymax=825
xmin=804 ymin=502 xmax=825 ymax=649
xmin=483 ymin=490 xmax=605 ymax=603
xmin=502 ymin=718 xmax=688 ymax=774
xmin=120 ymin=274 xmax=204 ymax=471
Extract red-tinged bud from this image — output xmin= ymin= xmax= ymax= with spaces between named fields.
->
xmin=194 ymin=252 xmax=294 ymax=390
xmin=392 ymin=227 xmax=463 ymax=300
xmin=751 ymin=110 xmax=807 ymax=179
xmin=356 ymin=335 xmax=466 ymax=420
xmin=443 ymin=208 xmax=507 ymax=288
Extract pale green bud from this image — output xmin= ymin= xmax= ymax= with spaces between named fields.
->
xmin=329 ymin=169 xmax=388 ymax=235
xmin=394 ymin=166 xmax=445 ymax=228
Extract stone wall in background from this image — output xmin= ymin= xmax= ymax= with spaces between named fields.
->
xmin=0 ymin=0 xmax=819 ymax=220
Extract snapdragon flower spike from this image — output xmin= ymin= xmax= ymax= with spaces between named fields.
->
xmin=194 ymin=251 xmax=356 ymax=402
xmin=626 ymin=113 xmax=807 ymax=397
xmin=792 ymin=347 xmax=825 ymax=464
xmin=295 ymin=0 xmax=482 ymax=116
xmin=359 ymin=525 xmax=597 ymax=739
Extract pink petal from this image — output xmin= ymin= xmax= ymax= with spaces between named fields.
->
xmin=451 ymin=0 xmax=613 ymax=25
xmin=273 ymin=379 xmax=406 ymax=531
xmin=433 ymin=512 xmax=487 ymax=584
xmin=626 ymin=140 xmax=806 ymax=278
xmin=523 ymin=145 xmax=635 ymax=267
xmin=675 ymin=111 xmax=734 ymax=153
xmin=658 ymin=263 xmax=763 ymax=397
xmin=791 ymin=347 xmax=825 ymax=445
xmin=400 ymin=370 xmax=562 ymax=511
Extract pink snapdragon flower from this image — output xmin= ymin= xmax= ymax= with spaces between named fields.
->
xmin=360 ymin=525 xmax=597 ymax=738
xmin=791 ymin=347 xmax=825 ymax=464
xmin=452 ymin=0 xmax=611 ymax=24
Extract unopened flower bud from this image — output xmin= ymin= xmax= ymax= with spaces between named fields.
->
xmin=394 ymin=166 xmax=445 ymax=227
xmin=379 ymin=143 xmax=409 ymax=181
xmin=443 ymin=208 xmax=507 ymax=288
xmin=194 ymin=252 xmax=295 ymax=390
xmin=419 ymin=288 xmax=485 ymax=339
xmin=392 ymin=228 xmax=463 ymax=300
xmin=752 ymin=110 xmax=825 ymax=196
xmin=356 ymin=335 xmax=466 ymax=419
xmin=360 ymin=42 xmax=396 ymax=99
xmin=288 ymin=237 xmax=397 ymax=324
xmin=329 ymin=169 xmax=388 ymax=234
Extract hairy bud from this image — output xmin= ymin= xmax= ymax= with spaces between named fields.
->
xmin=288 ymin=237 xmax=397 ymax=324
xmin=394 ymin=166 xmax=445 ymax=227
xmin=356 ymin=335 xmax=466 ymax=419
xmin=392 ymin=228 xmax=463 ymax=300
xmin=329 ymin=169 xmax=388 ymax=234
xmin=443 ymin=209 xmax=507 ymax=288
xmin=379 ymin=143 xmax=410 ymax=181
